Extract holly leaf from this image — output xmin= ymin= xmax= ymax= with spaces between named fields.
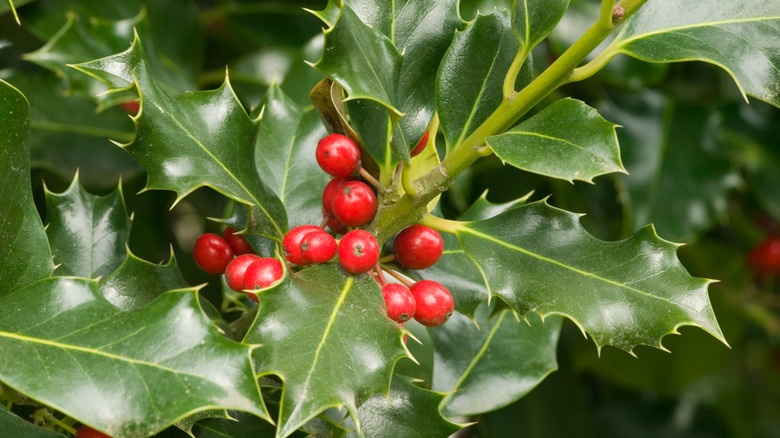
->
xmin=0 ymin=278 xmax=268 ymax=437
xmin=254 ymin=84 xmax=330 ymax=230
xmin=244 ymin=264 xmax=407 ymax=438
xmin=44 ymin=176 xmax=131 ymax=279
xmin=0 ymin=79 xmax=54 ymax=297
xmin=71 ymin=35 xmax=288 ymax=239
xmin=432 ymin=310 xmax=561 ymax=417
xmin=98 ymin=248 xmax=188 ymax=310
xmin=486 ymin=98 xmax=626 ymax=183
xmin=192 ymin=410 xmax=278 ymax=438
xmin=512 ymin=0 xmax=570 ymax=56
xmin=342 ymin=376 xmax=462 ymax=438
xmin=610 ymin=0 xmax=780 ymax=107
xmin=0 ymin=406 xmax=65 ymax=438
xmin=452 ymin=200 xmax=726 ymax=353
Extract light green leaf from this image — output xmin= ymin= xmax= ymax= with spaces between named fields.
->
xmin=486 ymin=98 xmax=625 ymax=183
xmin=512 ymin=0 xmax=570 ymax=55
xmin=432 ymin=310 xmax=561 ymax=417
xmin=453 ymin=200 xmax=726 ymax=353
xmin=98 ymin=248 xmax=188 ymax=310
xmin=245 ymin=264 xmax=407 ymax=438
xmin=72 ymin=35 xmax=288 ymax=239
xmin=0 ymin=406 xmax=65 ymax=438
xmin=0 ymin=79 xmax=54 ymax=297
xmin=611 ymin=0 xmax=780 ymax=107
xmin=0 ymin=278 xmax=268 ymax=437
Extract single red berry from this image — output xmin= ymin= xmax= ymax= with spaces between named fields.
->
xmin=323 ymin=207 xmax=349 ymax=235
xmin=382 ymin=283 xmax=416 ymax=323
xmin=119 ymin=100 xmax=139 ymax=115
xmin=393 ymin=225 xmax=443 ymax=270
xmin=322 ymin=177 xmax=348 ymax=217
xmin=244 ymin=258 xmax=284 ymax=290
xmin=410 ymin=130 xmax=430 ymax=157
xmin=223 ymin=226 xmax=253 ymax=255
xmin=225 ymin=254 xmax=261 ymax=291
xmin=316 ymin=134 xmax=361 ymax=178
xmin=332 ymin=180 xmax=377 ymax=227
xmin=338 ymin=230 xmax=380 ymax=274
xmin=410 ymin=280 xmax=454 ymax=327
xmin=193 ymin=233 xmax=234 ymax=275
xmin=283 ymin=225 xmax=323 ymax=265
xmin=301 ymin=229 xmax=338 ymax=263
xmin=77 ymin=426 xmax=112 ymax=438
xmin=749 ymin=237 xmax=780 ymax=277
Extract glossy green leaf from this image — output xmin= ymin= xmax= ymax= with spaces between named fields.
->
xmin=192 ymin=410 xmax=278 ymax=438
xmin=511 ymin=0 xmax=569 ymax=55
xmin=611 ymin=0 xmax=780 ymax=107
xmin=72 ymin=35 xmax=288 ymax=239
xmin=432 ymin=310 xmax=561 ymax=416
xmin=599 ymin=91 xmax=739 ymax=242
xmin=98 ymin=248 xmax=188 ymax=310
xmin=254 ymin=84 xmax=330 ymax=230
xmin=44 ymin=176 xmax=131 ymax=279
xmin=486 ymin=98 xmax=625 ymax=183
xmin=0 ymin=278 xmax=268 ymax=437
xmin=454 ymin=200 xmax=726 ymax=353
xmin=0 ymin=79 xmax=54 ymax=297
xmin=0 ymin=406 xmax=65 ymax=438
xmin=245 ymin=264 xmax=407 ymax=438
xmin=342 ymin=376 xmax=462 ymax=438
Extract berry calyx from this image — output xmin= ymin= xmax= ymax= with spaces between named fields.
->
xmin=316 ymin=134 xmax=361 ymax=178
xmin=244 ymin=258 xmax=284 ymax=290
xmin=301 ymin=229 xmax=338 ymax=263
xmin=332 ymin=180 xmax=377 ymax=227
xmin=382 ymin=283 xmax=416 ymax=323
xmin=749 ymin=236 xmax=780 ymax=277
xmin=338 ymin=230 xmax=380 ymax=274
xmin=77 ymin=426 xmax=112 ymax=438
xmin=283 ymin=225 xmax=323 ymax=265
xmin=193 ymin=233 xmax=234 ymax=275
xmin=410 ymin=130 xmax=430 ymax=157
xmin=322 ymin=177 xmax=348 ymax=217
xmin=225 ymin=254 xmax=261 ymax=291
xmin=393 ymin=225 xmax=444 ymax=270
xmin=410 ymin=280 xmax=454 ymax=327
xmin=223 ymin=226 xmax=253 ymax=255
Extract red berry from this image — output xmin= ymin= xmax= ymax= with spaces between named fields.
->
xmin=410 ymin=130 xmax=429 ymax=157
xmin=749 ymin=237 xmax=780 ymax=277
xmin=223 ymin=226 xmax=253 ymax=255
xmin=332 ymin=181 xmax=377 ymax=227
xmin=244 ymin=258 xmax=284 ymax=290
xmin=316 ymin=134 xmax=361 ymax=178
xmin=338 ymin=230 xmax=380 ymax=274
xmin=323 ymin=207 xmax=349 ymax=235
xmin=301 ymin=229 xmax=338 ymax=263
xmin=382 ymin=283 xmax=416 ymax=323
xmin=393 ymin=225 xmax=443 ymax=270
xmin=410 ymin=280 xmax=454 ymax=327
xmin=193 ymin=233 xmax=234 ymax=275
xmin=77 ymin=426 xmax=112 ymax=438
xmin=283 ymin=225 xmax=323 ymax=265
xmin=322 ymin=177 xmax=348 ymax=217
xmin=119 ymin=100 xmax=139 ymax=115
xmin=225 ymin=254 xmax=261 ymax=291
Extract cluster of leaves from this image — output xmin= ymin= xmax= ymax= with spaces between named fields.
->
xmin=1 ymin=0 xmax=779 ymax=437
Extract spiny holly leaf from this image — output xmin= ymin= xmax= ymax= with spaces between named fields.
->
xmin=0 ymin=278 xmax=268 ymax=437
xmin=452 ymin=200 xmax=727 ymax=353
xmin=175 ymin=409 xmax=234 ymax=437
xmin=72 ymin=35 xmax=288 ymax=239
xmin=0 ymin=406 xmax=65 ymax=438
xmin=245 ymin=264 xmax=407 ymax=438
xmin=486 ymin=98 xmax=626 ymax=183
xmin=44 ymin=175 xmax=131 ymax=279
xmin=192 ymin=410 xmax=278 ymax=438
xmin=254 ymin=84 xmax=330 ymax=230
xmin=98 ymin=248 xmax=188 ymax=310
xmin=511 ymin=0 xmax=570 ymax=57
xmin=0 ymin=79 xmax=54 ymax=297
xmin=342 ymin=376 xmax=463 ymax=438
xmin=432 ymin=310 xmax=561 ymax=417
xmin=610 ymin=0 xmax=780 ymax=107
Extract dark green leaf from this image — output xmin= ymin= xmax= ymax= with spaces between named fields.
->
xmin=0 ymin=278 xmax=268 ymax=437
xmin=176 ymin=409 xmax=233 ymax=437
xmin=193 ymin=410 xmax=277 ymax=438
xmin=486 ymin=98 xmax=625 ymax=183
xmin=454 ymin=200 xmax=726 ymax=353
xmin=0 ymin=79 xmax=54 ymax=297
xmin=432 ymin=310 xmax=561 ymax=416
xmin=0 ymin=406 xmax=65 ymax=438
xmin=98 ymin=248 xmax=188 ymax=310
xmin=511 ymin=0 xmax=569 ymax=55
xmin=72 ymin=36 xmax=288 ymax=239
xmin=245 ymin=264 xmax=407 ymax=438
xmin=44 ymin=176 xmax=131 ymax=279
xmin=612 ymin=0 xmax=780 ymax=107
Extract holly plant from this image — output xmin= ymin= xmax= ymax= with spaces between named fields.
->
xmin=1 ymin=0 xmax=779 ymax=437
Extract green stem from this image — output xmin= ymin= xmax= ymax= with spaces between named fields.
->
xmin=37 ymin=410 xmax=77 ymax=435
xmin=502 ymin=48 xmax=529 ymax=99
xmin=421 ymin=214 xmax=466 ymax=235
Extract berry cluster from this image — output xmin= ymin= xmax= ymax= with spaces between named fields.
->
xmin=193 ymin=227 xmax=283 ymax=302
